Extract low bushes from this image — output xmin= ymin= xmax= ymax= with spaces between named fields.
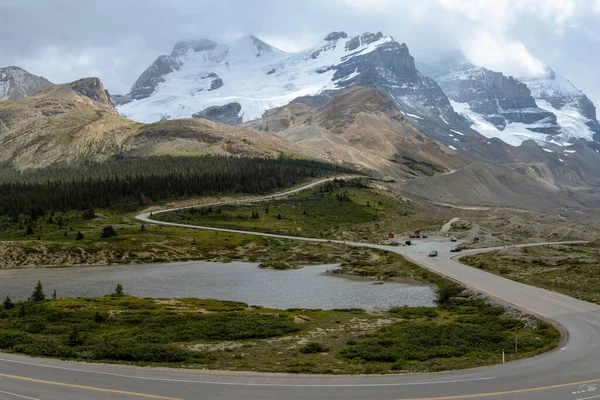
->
xmin=0 ymin=296 xmax=299 ymax=365
xmin=342 ymin=298 xmax=559 ymax=368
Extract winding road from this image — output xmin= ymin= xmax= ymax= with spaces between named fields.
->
xmin=2 ymin=177 xmax=600 ymax=400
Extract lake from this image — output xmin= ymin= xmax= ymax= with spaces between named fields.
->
xmin=0 ymin=261 xmax=436 ymax=310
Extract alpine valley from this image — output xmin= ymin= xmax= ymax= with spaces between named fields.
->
xmin=3 ymin=31 xmax=600 ymax=212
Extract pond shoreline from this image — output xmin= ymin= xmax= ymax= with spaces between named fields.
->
xmin=0 ymin=260 xmax=436 ymax=310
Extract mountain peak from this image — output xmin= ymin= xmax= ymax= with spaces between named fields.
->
xmin=0 ymin=66 xmax=53 ymax=100
xmin=247 ymin=35 xmax=276 ymax=53
xmin=171 ymin=39 xmax=218 ymax=57
xmin=119 ymin=31 xmax=453 ymax=125
xmin=69 ymin=77 xmax=113 ymax=107
xmin=324 ymin=31 xmax=348 ymax=41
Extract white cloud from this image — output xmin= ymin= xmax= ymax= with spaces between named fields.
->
xmin=257 ymin=35 xmax=321 ymax=52
xmin=463 ymin=33 xmax=546 ymax=77
xmin=336 ymin=0 xmax=581 ymax=77
xmin=2 ymin=0 xmax=600 ymax=106
xmin=13 ymin=37 xmax=159 ymax=93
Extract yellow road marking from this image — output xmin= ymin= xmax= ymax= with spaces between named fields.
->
xmin=400 ymin=376 xmax=600 ymax=399
xmin=0 ymin=372 xmax=182 ymax=400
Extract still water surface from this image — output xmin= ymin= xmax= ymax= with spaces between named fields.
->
xmin=0 ymin=261 xmax=436 ymax=309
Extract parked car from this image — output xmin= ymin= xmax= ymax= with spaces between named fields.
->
xmin=428 ymin=250 xmax=438 ymax=257
xmin=450 ymin=246 xmax=462 ymax=252
xmin=405 ymin=240 xmax=412 ymax=245
xmin=422 ymin=233 xmax=428 ymax=238
xmin=450 ymin=237 xmax=457 ymax=242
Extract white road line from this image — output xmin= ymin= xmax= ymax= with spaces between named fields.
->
xmin=562 ymin=344 xmax=600 ymax=351
xmin=0 ymin=390 xmax=39 ymax=400
xmin=0 ymin=357 xmax=495 ymax=387
xmin=576 ymin=395 xmax=600 ymax=400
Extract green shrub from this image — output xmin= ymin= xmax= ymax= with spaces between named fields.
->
xmin=101 ymin=226 xmax=117 ymax=238
xmin=258 ymin=261 xmax=296 ymax=270
xmin=436 ymin=283 xmax=464 ymax=305
xmin=389 ymin=307 xmax=438 ymax=319
xmin=299 ymin=342 xmax=329 ymax=354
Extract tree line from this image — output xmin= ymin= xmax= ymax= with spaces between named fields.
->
xmin=0 ymin=155 xmax=350 ymax=219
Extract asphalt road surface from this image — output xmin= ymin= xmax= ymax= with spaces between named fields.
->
xmin=2 ymin=177 xmax=600 ymax=400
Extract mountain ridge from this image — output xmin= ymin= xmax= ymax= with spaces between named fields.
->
xmin=0 ymin=76 xmax=326 ymax=170
xmin=0 ymin=66 xmax=53 ymax=101
xmin=422 ymin=56 xmax=600 ymax=146
xmin=116 ymin=31 xmax=458 ymax=127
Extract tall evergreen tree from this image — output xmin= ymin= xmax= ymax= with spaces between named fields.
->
xmin=114 ymin=283 xmax=124 ymax=296
xmin=30 ymin=281 xmax=45 ymax=302
xmin=3 ymin=295 xmax=14 ymax=310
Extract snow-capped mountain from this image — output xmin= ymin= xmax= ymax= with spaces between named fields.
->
xmin=424 ymin=57 xmax=600 ymax=146
xmin=117 ymin=32 xmax=456 ymax=124
xmin=426 ymin=57 xmax=561 ymax=146
xmin=519 ymin=68 xmax=600 ymax=142
xmin=0 ymin=66 xmax=52 ymax=100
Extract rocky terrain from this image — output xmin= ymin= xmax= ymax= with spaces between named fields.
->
xmin=192 ymin=102 xmax=243 ymax=125
xmin=0 ymin=77 xmax=322 ymax=169
xmin=422 ymin=56 xmax=600 ymax=146
xmin=246 ymin=86 xmax=466 ymax=179
xmin=427 ymin=57 xmax=558 ymax=135
xmin=0 ymin=66 xmax=52 ymax=100
xmin=520 ymin=68 xmax=600 ymax=141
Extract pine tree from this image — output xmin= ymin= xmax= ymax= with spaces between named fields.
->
xmin=68 ymin=325 xmax=83 ymax=345
xmin=3 ymin=295 xmax=14 ymax=310
xmin=100 ymin=226 xmax=117 ymax=238
xmin=30 ymin=280 xmax=45 ymax=302
xmin=52 ymin=289 xmax=57 ymax=299
xmin=75 ymin=231 xmax=84 ymax=240
xmin=114 ymin=283 xmax=124 ymax=296
xmin=277 ymin=213 xmax=282 ymax=220
xmin=25 ymin=225 xmax=34 ymax=235
xmin=18 ymin=302 xmax=26 ymax=317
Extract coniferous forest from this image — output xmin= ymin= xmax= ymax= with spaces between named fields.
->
xmin=0 ymin=155 xmax=350 ymax=218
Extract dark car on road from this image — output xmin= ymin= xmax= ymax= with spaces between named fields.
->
xmin=450 ymin=246 xmax=461 ymax=252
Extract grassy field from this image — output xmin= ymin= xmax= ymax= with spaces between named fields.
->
xmin=462 ymin=242 xmax=600 ymax=304
xmin=154 ymin=179 xmax=448 ymax=242
xmin=0 ymin=203 xmax=438 ymax=281
xmin=0 ymin=179 xmax=449 ymax=269
xmin=0 ymin=288 xmax=559 ymax=374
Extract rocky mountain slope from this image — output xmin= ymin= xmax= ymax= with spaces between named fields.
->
xmin=0 ymin=66 xmax=52 ymax=100
xmin=0 ymin=77 xmax=139 ymax=168
xmin=404 ymin=159 xmax=600 ymax=212
xmin=0 ymin=77 xmax=322 ymax=169
xmin=246 ymin=86 xmax=468 ymax=179
xmin=116 ymin=32 xmax=459 ymax=125
xmin=519 ymin=68 xmax=600 ymax=142
xmin=423 ymin=56 xmax=600 ymax=146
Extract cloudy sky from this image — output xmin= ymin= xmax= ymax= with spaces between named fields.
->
xmin=2 ymin=0 xmax=600 ymax=105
